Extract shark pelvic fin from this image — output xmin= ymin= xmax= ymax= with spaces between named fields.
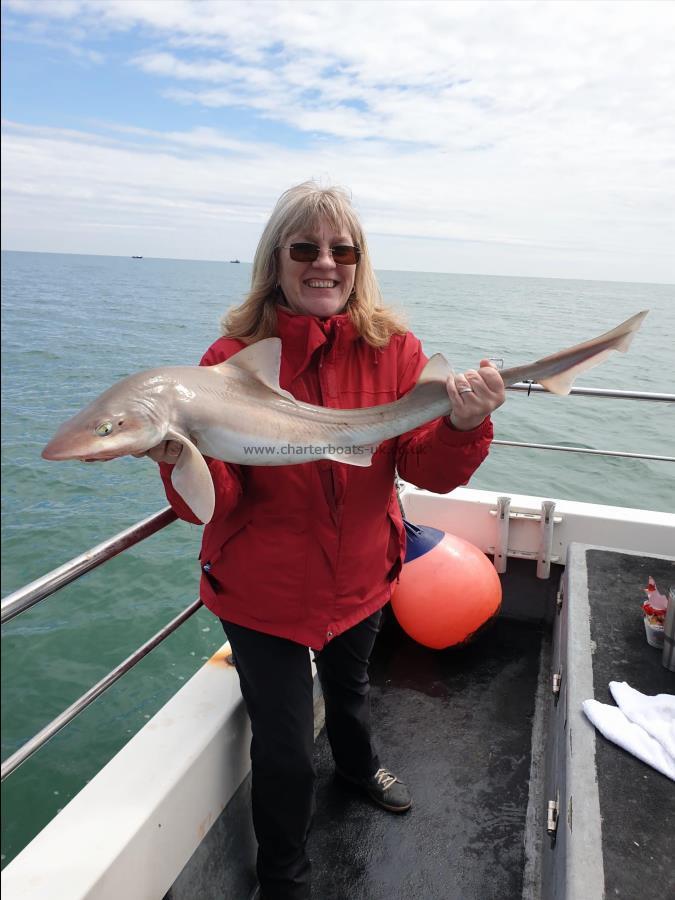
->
xmin=166 ymin=428 xmax=215 ymax=524
xmin=324 ymin=445 xmax=376 ymax=467
xmin=214 ymin=338 xmax=298 ymax=403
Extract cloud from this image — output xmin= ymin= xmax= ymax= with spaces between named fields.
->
xmin=3 ymin=116 xmax=672 ymax=279
xmin=7 ymin=0 xmax=674 ymax=161
xmin=2 ymin=1 xmax=675 ymax=280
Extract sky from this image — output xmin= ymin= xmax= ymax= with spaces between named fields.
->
xmin=2 ymin=0 xmax=674 ymax=283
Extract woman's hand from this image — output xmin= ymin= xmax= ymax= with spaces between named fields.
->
xmin=446 ymin=359 xmax=505 ymax=431
xmin=133 ymin=440 xmax=183 ymax=464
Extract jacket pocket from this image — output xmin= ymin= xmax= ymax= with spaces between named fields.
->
xmin=202 ymin=513 xmax=309 ymax=625
xmin=385 ymin=495 xmax=406 ymax=582
xmin=200 ymin=514 xmax=252 ymax=592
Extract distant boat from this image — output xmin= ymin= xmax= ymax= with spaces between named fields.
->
xmin=229 ymin=259 xmax=240 ymax=264
xmin=132 ymin=256 xmax=143 ymax=259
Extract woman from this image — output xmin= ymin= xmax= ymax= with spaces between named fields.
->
xmin=149 ymin=182 xmax=504 ymax=900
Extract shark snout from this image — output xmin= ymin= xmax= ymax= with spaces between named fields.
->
xmin=41 ymin=435 xmax=101 ymax=461
xmin=41 ymin=423 xmax=124 ymax=462
xmin=42 ymin=443 xmax=72 ymax=461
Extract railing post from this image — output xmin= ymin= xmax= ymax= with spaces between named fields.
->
xmin=537 ymin=500 xmax=556 ymax=580
xmin=495 ymin=496 xmax=511 ymax=573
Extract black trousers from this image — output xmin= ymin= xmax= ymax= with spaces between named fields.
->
xmin=221 ymin=611 xmax=383 ymax=900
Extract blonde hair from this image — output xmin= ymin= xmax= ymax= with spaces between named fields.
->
xmin=222 ymin=181 xmax=406 ymax=348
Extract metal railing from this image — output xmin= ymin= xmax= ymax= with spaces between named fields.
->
xmin=1 ymin=507 xmax=178 ymax=625
xmin=1 ymin=598 xmax=202 ymax=780
xmin=492 ymin=440 xmax=675 ymax=463
xmin=500 ymin=382 xmax=675 ymax=462
xmin=2 ymin=381 xmax=674 ymax=780
xmin=506 ymin=382 xmax=673 ymax=403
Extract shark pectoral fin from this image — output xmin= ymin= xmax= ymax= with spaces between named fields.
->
xmin=212 ymin=338 xmax=298 ymax=404
xmin=165 ymin=429 xmax=215 ymax=524
xmin=325 ymin=445 xmax=376 ymax=467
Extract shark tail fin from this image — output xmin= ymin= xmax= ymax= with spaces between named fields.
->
xmin=538 ymin=310 xmax=648 ymax=395
xmin=501 ymin=310 xmax=648 ymax=395
xmin=596 ymin=309 xmax=649 ymax=351
xmin=538 ymin=348 xmax=616 ymax=395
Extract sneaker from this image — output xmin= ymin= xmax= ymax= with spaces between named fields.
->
xmin=337 ymin=766 xmax=412 ymax=813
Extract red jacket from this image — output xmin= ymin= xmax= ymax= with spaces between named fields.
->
xmin=160 ymin=305 xmax=492 ymax=648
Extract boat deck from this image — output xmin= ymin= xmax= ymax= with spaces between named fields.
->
xmin=583 ymin=549 xmax=674 ymax=900
xmin=165 ymin=548 xmax=675 ymax=900
xmin=309 ymin=614 xmax=547 ymax=900
xmin=4 ymin=492 xmax=674 ymax=900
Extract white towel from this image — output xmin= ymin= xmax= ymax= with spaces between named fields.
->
xmin=610 ymin=681 xmax=675 ymax=758
xmin=582 ymin=682 xmax=675 ymax=781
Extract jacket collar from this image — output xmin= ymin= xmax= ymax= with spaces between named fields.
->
xmin=274 ymin=304 xmax=359 ymax=380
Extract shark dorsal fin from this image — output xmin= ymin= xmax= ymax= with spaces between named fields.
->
xmin=213 ymin=338 xmax=297 ymax=403
xmin=417 ymin=353 xmax=453 ymax=384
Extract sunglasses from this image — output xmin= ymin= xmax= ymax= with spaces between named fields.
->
xmin=281 ymin=242 xmax=361 ymax=265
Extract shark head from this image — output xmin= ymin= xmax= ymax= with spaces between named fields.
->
xmin=42 ymin=374 xmax=169 ymax=462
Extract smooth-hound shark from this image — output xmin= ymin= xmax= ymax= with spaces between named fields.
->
xmin=42 ymin=311 xmax=648 ymax=523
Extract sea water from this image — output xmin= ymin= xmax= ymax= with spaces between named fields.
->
xmin=1 ymin=250 xmax=674 ymax=864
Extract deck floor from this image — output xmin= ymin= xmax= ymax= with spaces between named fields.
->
xmin=308 ymin=615 xmax=546 ymax=900
xmin=586 ymin=550 xmax=675 ymax=900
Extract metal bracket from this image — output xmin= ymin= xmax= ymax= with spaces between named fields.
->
xmin=494 ymin=496 xmax=510 ymax=573
xmin=488 ymin=498 xmax=562 ymax=577
xmin=552 ymin=671 xmax=562 ymax=703
xmin=489 ymin=509 xmax=563 ymax=524
xmin=547 ymin=790 xmax=560 ymax=846
xmin=537 ymin=500 xmax=556 ymax=579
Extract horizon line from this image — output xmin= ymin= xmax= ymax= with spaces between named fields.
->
xmin=1 ymin=247 xmax=673 ymax=288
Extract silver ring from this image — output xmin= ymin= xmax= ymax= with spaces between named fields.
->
xmin=458 ymin=387 xmax=474 ymax=394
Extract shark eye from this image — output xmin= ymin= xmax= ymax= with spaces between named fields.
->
xmin=95 ymin=421 xmax=114 ymax=437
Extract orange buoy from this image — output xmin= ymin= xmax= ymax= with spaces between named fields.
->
xmin=391 ymin=522 xmax=502 ymax=649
